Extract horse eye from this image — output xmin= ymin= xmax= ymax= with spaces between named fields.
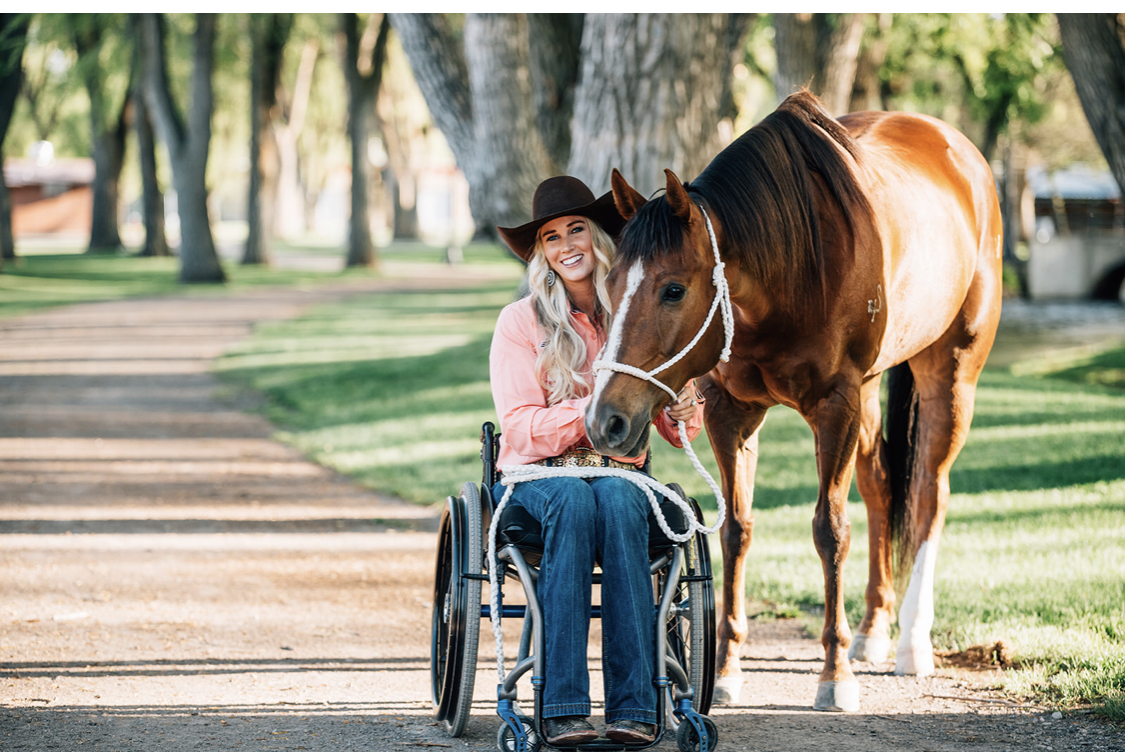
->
xmin=662 ymin=284 xmax=686 ymax=302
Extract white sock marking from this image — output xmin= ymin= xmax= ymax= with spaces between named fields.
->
xmin=896 ymin=540 xmax=938 ymax=673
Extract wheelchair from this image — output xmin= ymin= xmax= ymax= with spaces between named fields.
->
xmin=431 ymin=422 xmax=719 ymax=752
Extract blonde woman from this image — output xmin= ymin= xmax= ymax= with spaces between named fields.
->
xmin=492 ymin=176 xmax=704 ymax=746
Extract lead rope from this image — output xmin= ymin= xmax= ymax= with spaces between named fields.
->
xmin=487 ymin=206 xmax=734 ymax=682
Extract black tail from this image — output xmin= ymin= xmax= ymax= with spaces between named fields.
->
xmin=884 ymin=362 xmax=919 ymax=596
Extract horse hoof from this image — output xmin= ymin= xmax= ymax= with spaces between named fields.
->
xmin=814 ymin=680 xmax=860 ymax=712
xmin=712 ymin=675 xmax=743 ymax=705
xmin=849 ymin=634 xmax=892 ymax=664
xmin=895 ymin=644 xmax=936 ymax=676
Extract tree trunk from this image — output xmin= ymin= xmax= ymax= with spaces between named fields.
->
xmin=387 ymin=14 xmax=472 ymax=164
xmin=275 ymin=36 xmax=317 ymax=240
xmin=245 ymin=15 xmax=268 ymax=265
xmin=134 ymin=55 xmax=168 ymax=257
xmin=0 ymin=178 xmax=10 ymax=266
xmin=527 ymin=13 xmax=583 ymax=173
xmin=390 ymin=12 xmax=553 ymax=233
xmin=568 ymin=14 xmax=736 ymax=195
xmin=719 ymin=14 xmax=756 ymax=123
xmin=1057 ymin=14 xmax=1125 ymax=196
xmin=817 ymin=14 xmax=865 ymax=116
xmin=464 ymin=14 xmax=553 ymax=230
xmin=139 ymin=13 xmax=225 ymax=283
xmin=244 ymin=14 xmax=290 ymax=266
xmin=342 ymin=13 xmax=389 ymax=268
xmin=73 ymin=17 xmax=128 ymax=254
xmin=849 ymin=14 xmax=890 ymax=113
xmin=85 ymin=94 xmax=128 ymax=253
xmin=393 ymin=13 xmax=748 ymax=229
xmin=128 ymin=14 xmax=168 ymax=258
xmin=385 ymin=167 xmax=419 ymax=239
xmin=0 ymin=13 xmax=29 ymax=266
xmin=774 ymin=13 xmax=817 ymax=103
xmin=774 ymin=13 xmax=865 ymax=116
xmin=374 ymin=98 xmax=420 ymax=240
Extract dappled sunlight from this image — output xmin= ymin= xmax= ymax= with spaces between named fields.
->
xmin=2 ymin=458 xmax=325 ymax=479
xmin=216 ymin=334 xmax=474 ymax=370
xmin=216 ymin=284 xmax=507 ymax=502
xmin=0 ymin=437 xmax=300 ymax=461
xmin=331 ymin=439 xmax=481 ymax=470
xmin=0 ymin=323 xmax=250 ymax=342
xmin=0 ymin=359 xmax=215 ymax=376
xmin=967 ymin=419 xmax=1125 ymax=442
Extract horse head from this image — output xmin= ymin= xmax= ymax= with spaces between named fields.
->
xmin=586 ymin=168 xmax=731 ymax=457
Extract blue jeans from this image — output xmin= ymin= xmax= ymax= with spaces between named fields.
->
xmin=493 ymin=475 xmax=657 ymax=724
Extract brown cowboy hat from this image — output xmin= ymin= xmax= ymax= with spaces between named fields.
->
xmin=496 ymin=175 xmax=627 ymax=262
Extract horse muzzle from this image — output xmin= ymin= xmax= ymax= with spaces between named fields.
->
xmin=585 ymin=400 xmax=651 ymax=458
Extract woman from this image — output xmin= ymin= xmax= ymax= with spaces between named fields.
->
xmin=492 ymin=176 xmax=704 ymax=746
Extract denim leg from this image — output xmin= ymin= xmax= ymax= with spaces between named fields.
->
xmin=494 ymin=477 xmax=597 ymax=719
xmin=589 ymin=476 xmax=658 ymax=725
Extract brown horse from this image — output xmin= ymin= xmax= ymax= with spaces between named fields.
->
xmin=586 ymin=91 xmax=1002 ymax=712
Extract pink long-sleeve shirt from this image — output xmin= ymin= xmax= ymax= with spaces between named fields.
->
xmin=489 ymin=295 xmax=703 ymax=468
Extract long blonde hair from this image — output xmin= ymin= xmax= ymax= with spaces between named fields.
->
xmin=528 ymin=220 xmax=616 ymax=405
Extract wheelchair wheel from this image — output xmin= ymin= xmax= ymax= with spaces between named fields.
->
xmin=430 ymin=482 xmax=484 ymax=736
xmin=676 ymin=714 xmax=719 ymax=752
xmin=661 ymin=488 xmax=716 ymax=726
xmin=496 ymin=715 xmax=540 ymax=752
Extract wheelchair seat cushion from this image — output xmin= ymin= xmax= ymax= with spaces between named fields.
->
xmin=497 ymin=495 xmax=692 ymax=556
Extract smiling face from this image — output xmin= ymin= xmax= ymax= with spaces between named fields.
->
xmin=538 ymin=215 xmax=597 ymax=287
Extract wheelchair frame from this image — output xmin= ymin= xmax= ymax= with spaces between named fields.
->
xmin=431 ymin=422 xmax=718 ymax=752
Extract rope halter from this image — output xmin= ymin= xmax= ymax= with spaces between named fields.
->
xmin=486 ymin=204 xmax=735 ymax=682
xmin=588 ymin=203 xmax=734 ymax=526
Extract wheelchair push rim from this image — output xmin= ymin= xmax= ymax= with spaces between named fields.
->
xmin=430 ymin=482 xmax=484 ymax=737
xmin=661 ymin=488 xmax=716 ymax=730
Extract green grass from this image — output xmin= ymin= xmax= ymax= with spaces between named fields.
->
xmin=0 ymin=247 xmax=350 ymax=320
xmin=215 ymin=277 xmax=1125 ymax=718
xmin=1023 ymin=345 xmax=1125 ymax=391
xmin=215 ymin=279 xmax=519 ymax=501
xmin=1 ymin=252 xmax=184 ymax=317
xmin=0 ymin=239 xmax=518 ymax=320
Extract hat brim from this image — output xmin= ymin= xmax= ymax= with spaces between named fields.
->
xmin=496 ymin=190 xmax=627 ymax=262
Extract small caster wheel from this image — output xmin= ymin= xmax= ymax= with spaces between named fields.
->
xmin=497 ymin=716 xmax=540 ymax=752
xmin=676 ymin=714 xmax=718 ymax=752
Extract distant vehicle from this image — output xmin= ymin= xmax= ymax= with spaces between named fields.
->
xmin=1027 ymin=165 xmax=1125 ymax=302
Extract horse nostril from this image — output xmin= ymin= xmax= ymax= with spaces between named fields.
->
xmin=605 ymin=413 xmax=630 ymax=446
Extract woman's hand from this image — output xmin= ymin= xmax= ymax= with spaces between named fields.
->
xmin=664 ymin=379 xmax=704 ymax=423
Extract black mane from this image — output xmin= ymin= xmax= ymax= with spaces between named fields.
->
xmin=616 ymin=91 xmax=871 ymax=312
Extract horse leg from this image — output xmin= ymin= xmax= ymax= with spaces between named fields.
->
xmin=809 ymin=382 xmax=863 ymax=711
xmin=849 ymin=373 xmax=896 ymax=664
xmin=895 ymin=287 xmax=999 ymax=675
xmin=703 ymin=385 xmax=768 ymax=705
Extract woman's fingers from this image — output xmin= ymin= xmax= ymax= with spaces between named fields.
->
xmin=664 ymin=379 xmax=703 ymax=422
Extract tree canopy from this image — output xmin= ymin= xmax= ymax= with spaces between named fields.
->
xmin=0 ymin=13 xmax=1118 ymax=279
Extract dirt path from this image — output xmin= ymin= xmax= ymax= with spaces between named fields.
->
xmin=0 ymin=276 xmax=1119 ymax=751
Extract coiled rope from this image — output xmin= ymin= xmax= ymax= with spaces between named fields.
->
xmin=486 ymin=206 xmax=734 ymax=681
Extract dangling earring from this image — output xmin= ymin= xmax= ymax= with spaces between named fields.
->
xmin=546 ymin=269 xmax=556 ymax=288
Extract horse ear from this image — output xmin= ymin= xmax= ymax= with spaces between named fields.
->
xmin=664 ymin=169 xmax=693 ymax=223
xmin=611 ymin=168 xmax=646 ymax=221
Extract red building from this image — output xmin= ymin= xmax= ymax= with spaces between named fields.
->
xmin=4 ymin=157 xmax=94 ymax=236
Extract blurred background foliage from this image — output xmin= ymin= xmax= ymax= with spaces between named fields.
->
xmin=0 ymin=13 xmax=1116 ymax=278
